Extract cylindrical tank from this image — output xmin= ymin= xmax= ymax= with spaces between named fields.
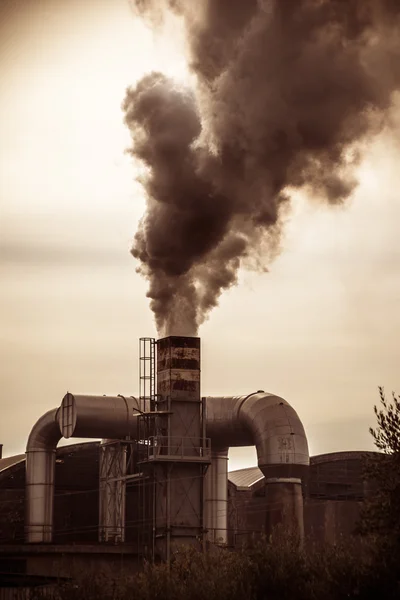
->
xmin=265 ymin=477 xmax=304 ymax=541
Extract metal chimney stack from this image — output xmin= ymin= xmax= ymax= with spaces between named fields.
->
xmin=143 ymin=336 xmax=210 ymax=560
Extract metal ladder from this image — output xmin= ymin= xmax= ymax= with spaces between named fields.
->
xmin=139 ymin=337 xmax=156 ymax=413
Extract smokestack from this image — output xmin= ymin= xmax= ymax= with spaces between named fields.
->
xmin=124 ymin=0 xmax=400 ymax=335
xmin=152 ymin=335 xmax=209 ymax=559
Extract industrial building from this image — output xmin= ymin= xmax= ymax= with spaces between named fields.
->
xmin=0 ymin=336 xmax=375 ymax=583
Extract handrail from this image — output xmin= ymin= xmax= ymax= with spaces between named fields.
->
xmin=141 ymin=436 xmax=211 ymax=460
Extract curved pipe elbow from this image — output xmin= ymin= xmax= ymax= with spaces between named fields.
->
xmin=26 ymin=408 xmax=62 ymax=453
xmin=237 ymin=393 xmax=309 ymax=478
xmin=25 ymin=408 xmax=61 ymax=543
xmin=206 ymin=393 xmax=309 ymax=479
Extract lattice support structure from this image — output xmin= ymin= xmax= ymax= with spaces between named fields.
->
xmin=99 ymin=441 xmax=127 ymax=543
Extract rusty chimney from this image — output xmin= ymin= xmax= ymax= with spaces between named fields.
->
xmin=153 ymin=335 xmax=210 ymax=559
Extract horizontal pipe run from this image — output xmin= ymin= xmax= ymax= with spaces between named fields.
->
xmin=25 ymin=392 xmax=309 ymax=543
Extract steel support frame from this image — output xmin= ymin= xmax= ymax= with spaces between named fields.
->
xmin=99 ymin=440 xmax=127 ymax=543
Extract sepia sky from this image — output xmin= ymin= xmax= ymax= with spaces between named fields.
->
xmin=1 ymin=0 xmax=399 ymax=470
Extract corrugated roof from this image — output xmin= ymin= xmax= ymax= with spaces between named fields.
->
xmin=0 ymin=454 xmax=25 ymax=473
xmin=228 ymin=466 xmax=264 ymax=489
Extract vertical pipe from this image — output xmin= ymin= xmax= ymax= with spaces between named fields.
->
xmin=26 ymin=449 xmax=56 ymax=543
xmin=204 ymin=448 xmax=229 ymax=545
xmin=25 ymin=409 xmax=61 ymax=543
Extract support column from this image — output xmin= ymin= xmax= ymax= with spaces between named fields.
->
xmin=204 ymin=448 xmax=229 ymax=545
xmin=265 ymin=477 xmax=304 ymax=542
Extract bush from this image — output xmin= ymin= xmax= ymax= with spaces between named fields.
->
xmin=32 ymin=534 xmax=399 ymax=600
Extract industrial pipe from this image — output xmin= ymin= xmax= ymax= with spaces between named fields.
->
xmin=204 ymin=448 xmax=229 ymax=545
xmin=25 ymin=392 xmax=308 ymax=543
xmin=59 ymin=393 xmax=140 ymax=439
xmin=25 ymin=394 xmax=140 ymax=543
xmin=25 ymin=409 xmax=62 ymax=543
xmin=205 ymin=393 xmax=309 ymax=477
xmin=205 ymin=393 xmax=309 ymax=541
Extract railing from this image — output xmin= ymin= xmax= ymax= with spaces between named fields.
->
xmin=138 ymin=436 xmax=211 ymax=462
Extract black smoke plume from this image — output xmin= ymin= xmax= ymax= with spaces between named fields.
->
xmin=123 ymin=0 xmax=400 ymax=336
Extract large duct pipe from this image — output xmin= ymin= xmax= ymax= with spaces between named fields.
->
xmin=60 ymin=394 xmax=140 ymax=544
xmin=206 ymin=393 xmax=309 ymax=476
xmin=205 ymin=393 xmax=309 ymax=541
xmin=25 ymin=395 xmax=140 ymax=543
xmin=25 ymin=392 xmax=308 ymax=543
xmin=59 ymin=393 xmax=140 ymax=439
xmin=25 ymin=409 xmax=62 ymax=543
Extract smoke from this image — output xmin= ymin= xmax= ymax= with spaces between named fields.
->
xmin=123 ymin=0 xmax=400 ymax=336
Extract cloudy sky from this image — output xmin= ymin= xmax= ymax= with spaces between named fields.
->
xmin=1 ymin=0 xmax=399 ymax=470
